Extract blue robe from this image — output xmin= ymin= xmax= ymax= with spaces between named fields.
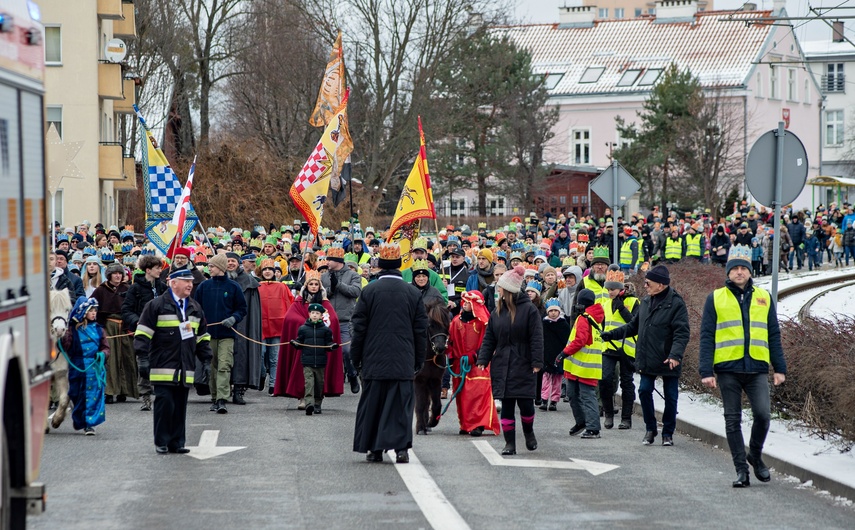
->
xmin=67 ymin=324 xmax=107 ymax=430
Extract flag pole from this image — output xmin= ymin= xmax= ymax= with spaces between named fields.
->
xmin=297 ymin=228 xmax=313 ymax=283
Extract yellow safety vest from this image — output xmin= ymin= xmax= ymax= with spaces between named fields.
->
xmin=665 ymin=237 xmax=683 ymax=260
xmin=604 ymin=296 xmax=638 ymax=358
xmin=685 ymin=233 xmax=702 ymax=257
xmin=563 ymin=314 xmax=603 ymax=379
xmin=582 ymin=275 xmax=609 ymax=310
xmin=620 ymin=239 xmax=636 ymax=266
xmin=713 ymin=286 xmax=771 ymax=365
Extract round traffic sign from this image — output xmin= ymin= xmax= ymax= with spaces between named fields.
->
xmin=745 ymin=129 xmax=808 ymax=207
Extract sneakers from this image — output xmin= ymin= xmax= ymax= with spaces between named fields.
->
xmin=569 ymin=424 xmax=585 ymax=436
xmin=210 ymin=401 xmax=219 ymax=412
xmin=116 ymin=394 xmax=127 ymax=403
xmin=470 ymin=426 xmax=484 ymax=437
xmin=84 ymin=427 xmax=96 ymax=436
xmin=642 ymin=430 xmax=657 ymax=445
xmin=538 ymin=401 xmax=548 ymax=411
xmin=297 ymin=400 xmax=306 ymax=410
xmin=494 ymin=399 xmax=502 ymax=412
xmin=662 ymin=435 xmax=674 ymax=446
xmin=580 ymin=430 xmax=600 ymax=439
xmin=268 ymin=387 xmax=274 ymax=395
xmin=105 ymin=395 xmax=114 ymax=404
xmin=314 ymin=404 xmax=322 ymax=414
xmin=140 ymin=394 xmax=152 ymax=412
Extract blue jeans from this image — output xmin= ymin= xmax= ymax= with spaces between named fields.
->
xmin=340 ymin=323 xmax=357 ymax=380
xmin=261 ymin=337 xmax=279 ymax=389
xmin=848 ymin=245 xmax=855 ymax=266
xmin=789 ymin=246 xmax=804 ymax=269
xmin=638 ymin=374 xmax=679 ymax=436
xmin=718 ymin=372 xmax=771 ymax=474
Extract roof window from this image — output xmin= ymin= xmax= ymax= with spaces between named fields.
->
xmin=617 ymin=69 xmax=642 ymax=86
xmin=579 ymin=66 xmax=605 ymax=83
xmin=637 ymin=68 xmax=663 ymax=86
xmin=544 ymin=73 xmax=564 ymax=90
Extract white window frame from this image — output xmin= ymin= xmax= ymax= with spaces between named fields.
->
xmin=46 ymin=105 xmax=62 ymax=138
xmin=617 ymin=69 xmax=642 ymax=87
xmin=544 ymin=73 xmax=564 ymax=90
xmin=756 ymin=72 xmax=763 ymax=98
xmin=571 ymin=128 xmax=592 ymax=165
xmin=638 ymin=69 xmax=662 ymax=86
xmin=787 ymin=68 xmax=797 ymax=101
xmin=579 ymin=67 xmax=605 ymax=84
xmin=598 ymin=8 xmax=608 ymax=18
xmin=44 ymin=25 xmax=62 ymax=65
xmin=449 ymin=197 xmax=466 ymax=214
xmin=825 ymin=110 xmax=844 ymax=147
xmin=54 ymin=189 xmax=64 ymax=225
xmin=769 ymin=66 xmax=779 ymax=99
xmin=614 ymin=7 xmax=625 ymax=19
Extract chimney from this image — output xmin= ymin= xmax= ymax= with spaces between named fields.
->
xmin=654 ymin=0 xmax=698 ymax=23
xmin=833 ymin=21 xmax=844 ymax=43
xmin=559 ymin=5 xmax=596 ymax=28
xmin=741 ymin=2 xmax=756 ymax=11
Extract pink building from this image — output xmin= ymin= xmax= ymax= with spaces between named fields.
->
xmin=499 ymin=0 xmax=821 ymax=211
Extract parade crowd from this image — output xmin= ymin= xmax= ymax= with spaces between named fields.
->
xmin=50 ymin=198 xmax=810 ymax=485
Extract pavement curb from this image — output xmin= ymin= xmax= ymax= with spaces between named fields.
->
xmin=632 ymin=402 xmax=855 ymax=500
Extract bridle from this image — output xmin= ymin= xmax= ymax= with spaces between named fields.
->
xmin=429 ymin=332 xmax=448 ymax=368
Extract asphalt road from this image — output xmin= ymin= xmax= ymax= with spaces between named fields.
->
xmin=30 ymin=388 xmax=855 ymax=530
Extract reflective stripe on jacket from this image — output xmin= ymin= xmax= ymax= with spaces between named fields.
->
xmin=604 ymin=296 xmax=638 ymax=358
xmin=564 ymin=314 xmax=603 ymax=380
xmin=712 ymin=286 xmax=770 ymax=365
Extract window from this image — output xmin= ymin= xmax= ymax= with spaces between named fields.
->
xmin=615 ymin=8 xmax=625 ymax=18
xmin=826 ymin=110 xmax=844 ymax=146
xmin=45 ymin=26 xmax=61 ymax=64
xmin=449 ymin=198 xmax=466 ymax=214
xmin=46 ymin=106 xmax=62 ymax=138
xmin=617 ymin=69 xmax=642 ymax=87
xmin=635 ymin=8 xmax=642 ymax=17
xmin=54 ymin=189 xmax=64 ymax=225
xmin=560 ymin=196 xmax=566 ymax=204
xmin=825 ymin=63 xmax=844 ymax=93
xmin=572 ymin=129 xmax=591 ymax=165
xmin=648 ymin=8 xmax=656 ymax=14
xmin=756 ymin=72 xmax=763 ymax=98
xmin=488 ymin=198 xmax=505 ymax=216
xmin=598 ymin=8 xmax=608 ymax=18
xmin=581 ymin=195 xmax=588 ymax=204
xmin=617 ymin=130 xmax=633 ymax=150
xmin=579 ymin=67 xmax=605 ymax=84
xmin=572 ymin=196 xmax=579 ymax=204
xmin=769 ymin=67 xmax=778 ymax=99
xmin=638 ymin=69 xmax=662 ymax=86
xmin=787 ymin=69 xmax=797 ymax=101
xmin=804 ymin=79 xmax=811 ymax=103
xmin=0 ymin=119 xmax=8 ymax=177
xmin=544 ymin=73 xmax=564 ymax=90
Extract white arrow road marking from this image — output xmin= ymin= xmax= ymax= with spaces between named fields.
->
xmin=184 ymin=430 xmax=246 ymax=460
xmin=386 ymin=450 xmax=471 ymax=530
xmin=471 ymin=440 xmax=619 ymax=476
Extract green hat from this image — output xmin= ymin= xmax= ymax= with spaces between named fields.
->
xmin=264 ymin=235 xmax=278 ymax=246
xmin=412 ymin=237 xmax=428 ymax=251
xmin=344 ymin=252 xmax=358 ymax=267
xmin=591 ymin=246 xmax=611 ymax=265
xmin=280 ymin=225 xmax=289 ymax=233
xmin=242 ymin=230 xmax=251 ymax=240
xmin=308 ymin=303 xmax=325 ymax=314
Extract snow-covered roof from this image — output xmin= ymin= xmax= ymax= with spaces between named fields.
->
xmin=801 ymin=39 xmax=855 ymax=60
xmin=494 ymin=10 xmax=775 ymax=96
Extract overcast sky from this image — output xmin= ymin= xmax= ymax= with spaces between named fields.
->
xmin=513 ymin=0 xmax=855 ymax=43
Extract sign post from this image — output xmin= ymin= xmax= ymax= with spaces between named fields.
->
xmin=590 ymin=161 xmax=641 ymax=265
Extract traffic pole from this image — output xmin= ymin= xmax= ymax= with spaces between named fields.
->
xmin=612 ymin=158 xmax=619 ymax=266
xmin=771 ymin=121 xmax=785 ymax=302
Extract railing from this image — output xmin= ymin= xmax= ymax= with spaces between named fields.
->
xmin=822 ymin=74 xmax=845 ymax=93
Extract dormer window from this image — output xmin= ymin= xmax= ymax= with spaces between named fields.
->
xmin=579 ymin=66 xmax=605 ymax=83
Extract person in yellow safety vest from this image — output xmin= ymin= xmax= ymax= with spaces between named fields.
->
xmin=571 ymin=245 xmax=610 ymax=322
xmin=699 ymin=245 xmax=786 ymax=489
xmin=619 ymin=226 xmax=640 ymax=274
xmin=684 ymin=224 xmax=705 ymax=261
xmin=600 ymin=269 xmax=639 ymax=430
xmin=555 ymin=288 xmax=605 ymax=439
xmin=664 ymin=229 xmax=685 ymax=263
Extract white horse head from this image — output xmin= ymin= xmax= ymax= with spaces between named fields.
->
xmin=49 ymin=288 xmax=72 ymax=341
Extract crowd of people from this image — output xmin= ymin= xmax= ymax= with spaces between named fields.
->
xmin=49 ymin=201 xmax=796 ymax=485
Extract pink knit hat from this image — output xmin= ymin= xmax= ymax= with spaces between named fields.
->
xmin=497 ymin=265 xmax=525 ymax=294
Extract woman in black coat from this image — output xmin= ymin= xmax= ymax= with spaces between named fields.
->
xmin=709 ymin=225 xmax=731 ymax=267
xmin=477 ymin=266 xmax=544 ymax=456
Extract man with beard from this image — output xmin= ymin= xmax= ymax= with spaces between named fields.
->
xmin=225 ymin=252 xmax=263 ymax=404
xmin=572 ymin=246 xmax=611 ymax=320
xmin=352 ymin=243 xmax=428 ymax=464
xmin=160 ymin=247 xmax=205 ymax=295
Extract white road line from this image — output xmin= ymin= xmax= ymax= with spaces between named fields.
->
xmin=386 ymin=450 xmax=471 ymax=530
xmin=471 ymin=440 xmax=619 ymax=476
xmin=199 ymin=430 xmax=219 ymax=447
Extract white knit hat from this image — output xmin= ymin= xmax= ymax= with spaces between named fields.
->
xmin=497 ymin=265 xmax=525 ymax=294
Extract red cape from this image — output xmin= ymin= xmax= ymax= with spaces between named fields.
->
xmin=273 ymin=298 xmax=344 ymax=398
xmin=448 ymin=313 xmax=500 ymax=434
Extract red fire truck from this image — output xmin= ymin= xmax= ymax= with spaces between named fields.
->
xmin=0 ymin=1 xmax=51 ymax=527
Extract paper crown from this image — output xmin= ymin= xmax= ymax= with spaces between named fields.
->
xmin=259 ymin=258 xmax=276 ymax=270
xmin=264 ymin=235 xmax=278 ymax=246
xmin=412 ymin=237 xmax=428 ymax=251
xmin=562 ymin=256 xmax=575 ymax=266
xmin=121 ymin=243 xmax=134 ymax=254
xmin=577 ymin=233 xmax=589 ymax=243
xmin=316 ymin=258 xmax=328 ymax=269
xmin=411 ymin=259 xmax=430 ymax=272
xmin=511 ymin=242 xmax=525 ymax=251
xmin=545 ymin=297 xmax=561 ymax=310
xmin=477 ymin=222 xmax=487 ymax=229
xmin=120 ymin=229 xmax=135 ymax=242
xmin=728 ymin=244 xmax=752 ymax=263
xmin=327 ymin=245 xmax=345 ymax=259
xmin=112 ymin=243 xmax=124 ymax=253
xmin=55 ymin=234 xmax=68 ymax=243
xmin=525 ymin=280 xmax=542 ymax=292
xmin=593 ymin=246 xmax=610 ymax=258
xmin=495 ymin=250 xmax=507 ymax=259
xmin=604 ymin=269 xmax=625 ymax=290
xmin=378 ymin=242 xmax=401 ymax=260
xmin=351 ymin=230 xmax=364 ymax=241
xmin=343 ymin=252 xmax=358 ymax=264
xmin=248 ymin=237 xmax=263 ymax=250
xmin=82 ymin=246 xmax=97 ymax=256
xmin=122 ymin=255 xmax=136 ymax=266
xmin=509 ymin=251 xmax=523 ymax=261
xmin=99 ymin=249 xmax=115 ymax=263
xmin=304 ymin=269 xmax=321 ymax=283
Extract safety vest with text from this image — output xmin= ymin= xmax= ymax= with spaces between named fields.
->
xmin=712 ymin=286 xmax=771 ymax=365
xmin=564 ymin=314 xmax=604 ymax=380
xmin=665 ymin=237 xmax=683 ymax=260
xmin=620 ymin=239 xmax=637 ymax=267
xmin=685 ymin=233 xmax=702 ymax=257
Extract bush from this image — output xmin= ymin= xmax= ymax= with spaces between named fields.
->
xmin=633 ymin=261 xmax=855 ymax=448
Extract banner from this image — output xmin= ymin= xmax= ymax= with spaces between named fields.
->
xmin=135 ymin=105 xmax=198 ymax=255
xmin=166 ymin=156 xmax=196 ymax=259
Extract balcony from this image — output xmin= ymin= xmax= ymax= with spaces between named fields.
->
xmin=822 ymin=74 xmax=845 ymax=94
xmin=99 ymin=143 xmax=124 ymax=180
xmin=98 ymin=62 xmax=123 ymax=99
xmin=97 ymin=0 xmax=124 ymax=20
xmin=113 ymin=2 xmax=136 ymax=39
xmin=114 ymin=157 xmax=138 ymax=190
xmin=114 ymin=79 xmax=136 ymax=113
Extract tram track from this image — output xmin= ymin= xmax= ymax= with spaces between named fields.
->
xmin=777 ymin=272 xmax=855 ymax=321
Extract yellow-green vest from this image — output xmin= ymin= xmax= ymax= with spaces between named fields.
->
xmin=563 ymin=314 xmax=603 ymax=379
xmin=665 ymin=237 xmax=683 ymax=260
xmin=582 ymin=275 xmax=609 ymax=309
xmin=685 ymin=233 xmax=702 ymax=257
xmin=604 ymin=296 xmax=638 ymax=358
xmin=620 ymin=239 xmax=637 ymax=266
xmin=713 ymin=286 xmax=771 ymax=365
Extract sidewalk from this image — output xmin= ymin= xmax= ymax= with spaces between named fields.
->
xmin=625 ymin=378 xmax=855 ymax=500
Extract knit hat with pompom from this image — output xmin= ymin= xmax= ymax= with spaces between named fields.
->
xmin=497 ymin=265 xmax=526 ymax=294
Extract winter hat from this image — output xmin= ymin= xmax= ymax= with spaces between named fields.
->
xmin=307 ymin=303 xmax=326 ymax=314
xmin=563 ymin=265 xmax=583 ymax=285
xmin=604 ymin=269 xmax=625 ymax=290
xmin=542 ymin=265 xmax=556 ymax=278
xmin=104 ymin=262 xmax=125 ymax=279
xmin=576 ymin=288 xmax=595 ymax=309
xmin=525 ymin=280 xmax=542 ymax=294
xmin=497 ymin=265 xmax=525 ymax=294
xmin=173 ymin=247 xmax=192 ymax=259
xmin=208 ymin=253 xmax=228 ymax=273
xmin=645 ymin=264 xmax=670 ymax=285
xmin=725 ymin=245 xmax=753 ymax=276
xmin=478 ymin=248 xmax=493 ymax=262
xmin=69 ymin=296 xmax=98 ymax=323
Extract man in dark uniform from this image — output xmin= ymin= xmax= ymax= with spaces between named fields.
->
xmin=134 ymin=269 xmax=213 ymax=454
xmin=442 ymin=247 xmax=469 ymax=316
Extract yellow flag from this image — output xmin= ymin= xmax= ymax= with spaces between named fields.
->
xmin=309 ymin=32 xmax=344 ymax=128
xmin=290 ymin=93 xmax=351 ymax=236
xmin=387 ymin=117 xmax=436 ymax=270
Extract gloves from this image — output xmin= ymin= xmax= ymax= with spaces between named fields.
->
xmin=221 ymin=316 xmax=236 ymax=328
xmin=328 ymin=271 xmax=338 ymax=295
xmin=329 ymin=343 xmax=339 ymax=350
xmin=289 ymin=339 xmax=297 ymax=347
xmin=600 ymin=331 xmax=612 ymax=343
xmin=554 ymin=354 xmax=566 ymax=368
xmin=611 ymin=296 xmax=624 ymax=311
xmin=137 ymin=355 xmax=151 ymax=379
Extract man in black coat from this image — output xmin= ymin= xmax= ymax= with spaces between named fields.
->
xmin=601 ymin=265 xmax=690 ymax=447
xmin=351 ymin=243 xmax=428 ymax=464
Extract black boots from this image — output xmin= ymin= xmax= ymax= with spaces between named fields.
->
xmin=349 ymin=376 xmax=360 ymax=394
xmin=524 ymin=431 xmax=537 ymax=451
xmin=210 ymin=401 xmax=218 ymax=412
xmin=732 ymin=471 xmax=751 ymax=488
xmin=216 ymin=399 xmax=228 ymax=414
xmin=232 ymin=387 xmax=246 ymax=405
xmin=395 ymin=449 xmax=409 ymax=464
xmin=618 ymin=419 xmax=632 ymax=430
xmin=501 ymin=431 xmax=516 ymax=455
xmin=366 ymin=450 xmax=383 ymax=462
xmin=604 ymin=414 xmax=614 ymax=429
xmin=747 ymin=454 xmax=771 ymax=482
xmin=569 ymin=423 xmax=585 ymax=436
xmin=642 ymin=430 xmax=657 ymax=445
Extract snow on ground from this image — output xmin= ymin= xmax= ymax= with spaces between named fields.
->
xmin=753 ymin=264 xmax=855 ymax=319
xmin=809 ymin=284 xmax=855 ymax=321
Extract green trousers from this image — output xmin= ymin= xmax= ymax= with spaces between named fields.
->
xmin=210 ymin=338 xmax=234 ymax=401
xmin=303 ymin=366 xmax=325 ymax=406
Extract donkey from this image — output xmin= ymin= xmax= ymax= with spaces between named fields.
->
xmin=46 ymin=287 xmax=72 ymax=432
xmin=414 ymin=299 xmax=450 ymax=435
